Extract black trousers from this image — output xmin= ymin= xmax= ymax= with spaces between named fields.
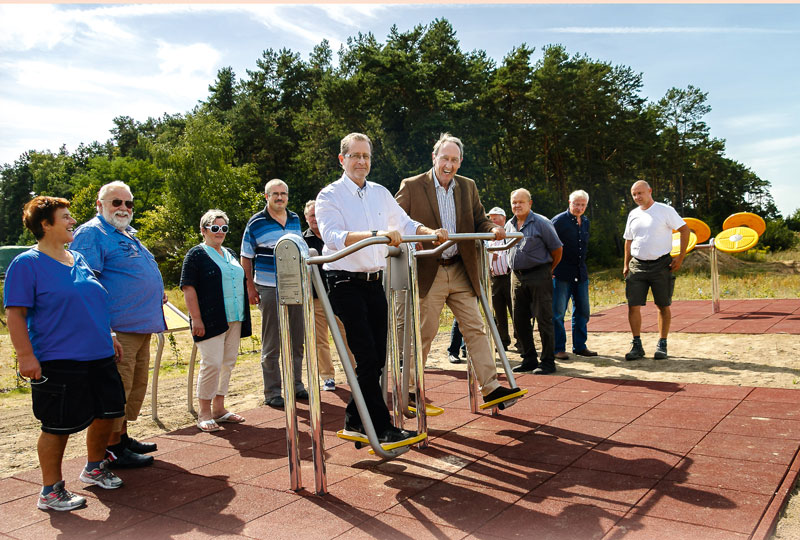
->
xmin=512 ymin=265 xmax=556 ymax=368
xmin=327 ymin=277 xmax=392 ymax=433
xmin=490 ymin=273 xmax=513 ymax=347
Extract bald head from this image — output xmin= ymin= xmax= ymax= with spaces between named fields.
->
xmin=630 ymin=180 xmax=654 ymax=209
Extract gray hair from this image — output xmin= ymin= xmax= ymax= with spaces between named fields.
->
xmin=200 ymin=209 xmax=229 ymax=230
xmin=304 ymin=199 xmax=316 ymax=215
xmin=98 ymin=181 xmax=132 ymax=202
xmin=340 ymin=132 xmax=373 ymax=156
xmin=264 ymin=178 xmax=287 ymax=195
xmin=569 ymin=190 xmax=589 ymax=203
xmin=433 ymin=132 xmax=464 ymax=158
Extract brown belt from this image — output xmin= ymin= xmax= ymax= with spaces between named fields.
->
xmin=438 ymin=255 xmax=461 ymax=267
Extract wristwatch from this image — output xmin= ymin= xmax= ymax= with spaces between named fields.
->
xmin=371 ymin=230 xmax=378 ymax=237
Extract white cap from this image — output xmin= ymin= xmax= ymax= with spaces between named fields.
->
xmin=487 ymin=207 xmax=506 ymax=217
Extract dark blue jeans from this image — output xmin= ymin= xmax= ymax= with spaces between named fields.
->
xmin=448 ymin=319 xmax=466 ymax=357
xmin=552 ymin=278 xmax=590 ymax=353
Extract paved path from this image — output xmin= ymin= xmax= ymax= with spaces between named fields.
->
xmin=2 ymin=370 xmax=798 ymax=539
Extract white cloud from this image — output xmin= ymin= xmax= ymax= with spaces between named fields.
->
xmin=156 ymin=41 xmax=221 ymax=77
xmin=549 ymin=26 xmax=797 ymax=35
xmin=0 ymin=5 xmax=76 ymax=51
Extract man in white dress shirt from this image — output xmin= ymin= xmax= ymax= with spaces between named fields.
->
xmin=315 ymin=132 xmax=447 ymax=444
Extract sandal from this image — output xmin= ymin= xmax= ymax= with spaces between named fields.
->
xmin=214 ymin=412 xmax=245 ymax=424
xmin=197 ymin=419 xmax=221 ymax=432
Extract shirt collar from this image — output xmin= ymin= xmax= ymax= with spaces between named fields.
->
xmin=432 ymin=169 xmax=455 ymax=192
xmin=341 ymin=173 xmax=369 ymax=197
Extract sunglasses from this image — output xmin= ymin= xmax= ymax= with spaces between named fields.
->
xmin=205 ymin=224 xmax=229 ymax=233
xmin=103 ymin=199 xmax=134 ymax=209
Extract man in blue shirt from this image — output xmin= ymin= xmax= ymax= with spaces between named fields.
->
xmin=506 ymin=188 xmax=563 ymax=374
xmin=71 ymin=181 xmax=166 ymax=468
xmin=552 ymin=190 xmax=597 ymax=359
xmin=241 ymin=179 xmax=307 ymax=407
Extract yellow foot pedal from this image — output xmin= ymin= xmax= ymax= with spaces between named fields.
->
xmin=479 ymin=388 xmax=528 ymax=411
xmin=337 ymin=429 xmax=369 ymax=445
xmin=368 ymin=433 xmax=428 ymax=454
xmin=409 ymin=403 xmax=445 ymax=417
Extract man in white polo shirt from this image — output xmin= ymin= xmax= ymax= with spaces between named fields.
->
xmin=623 ymin=180 xmax=689 ymax=360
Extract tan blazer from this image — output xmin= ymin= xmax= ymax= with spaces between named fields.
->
xmin=396 ymin=169 xmax=495 ymax=298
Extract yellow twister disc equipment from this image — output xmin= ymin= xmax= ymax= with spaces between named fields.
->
xmin=682 ymin=217 xmax=711 ymax=243
xmin=715 ymin=226 xmax=759 ymax=253
xmin=723 ymin=212 xmax=766 ymax=237
xmin=670 ymin=231 xmax=697 ymax=257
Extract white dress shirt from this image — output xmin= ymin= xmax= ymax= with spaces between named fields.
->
xmin=488 ymin=239 xmax=510 ymax=276
xmin=433 ymin=172 xmax=458 ymax=259
xmin=316 ymin=174 xmax=421 ymax=272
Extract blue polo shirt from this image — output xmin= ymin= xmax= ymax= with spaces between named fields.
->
xmin=70 ymin=215 xmax=166 ymax=334
xmin=505 ymin=211 xmax=562 ymax=271
xmin=241 ymin=207 xmax=302 ymax=287
xmin=552 ymin=209 xmax=590 ymax=283
xmin=3 ymin=250 xmax=115 ymax=362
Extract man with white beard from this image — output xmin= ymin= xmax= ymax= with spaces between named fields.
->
xmin=71 ymin=181 xmax=166 ymax=469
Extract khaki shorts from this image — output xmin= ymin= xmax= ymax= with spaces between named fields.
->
xmin=625 ymin=254 xmax=675 ymax=307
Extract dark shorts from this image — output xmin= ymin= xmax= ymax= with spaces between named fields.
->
xmin=32 ymin=356 xmax=126 ymax=435
xmin=625 ymin=254 xmax=675 ymax=307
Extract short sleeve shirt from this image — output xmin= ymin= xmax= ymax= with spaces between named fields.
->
xmin=70 ymin=215 xmax=166 ymax=334
xmin=240 ymin=207 xmax=302 ymax=287
xmin=202 ymin=244 xmax=246 ymax=322
xmin=505 ymin=212 xmax=563 ymax=271
xmin=623 ymin=202 xmax=686 ymax=260
xmin=3 ymin=249 xmax=115 ymax=362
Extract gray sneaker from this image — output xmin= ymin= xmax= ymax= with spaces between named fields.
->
xmin=322 ymin=378 xmax=336 ymax=391
xmin=80 ymin=462 xmax=123 ymax=489
xmin=37 ymin=480 xmax=86 ymax=511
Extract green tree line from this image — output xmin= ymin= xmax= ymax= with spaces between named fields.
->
xmin=1 ymin=19 xmax=795 ymax=284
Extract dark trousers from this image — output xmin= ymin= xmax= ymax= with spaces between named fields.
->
xmin=327 ymin=278 xmax=392 ymax=433
xmin=490 ymin=273 xmax=513 ymax=348
xmin=448 ymin=319 xmax=466 ymax=357
xmin=512 ymin=265 xmax=556 ymax=368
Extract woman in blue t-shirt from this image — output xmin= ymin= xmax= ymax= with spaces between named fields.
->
xmin=4 ymin=196 xmax=127 ymax=511
xmin=180 ymin=209 xmax=252 ymax=432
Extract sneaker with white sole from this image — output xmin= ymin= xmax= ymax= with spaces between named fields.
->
xmin=322 ymin=378 xmax=336 ymax=391
xmin=37 ymin=480 xmax=86 ymax=511
xmin=80 ymin=462 xmax=123 ymax=489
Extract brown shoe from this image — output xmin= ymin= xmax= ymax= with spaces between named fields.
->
xmin=554 ymin=352 xmax=570 ymax=360
xmin=574 ymin=349 xmax=598 ymax=357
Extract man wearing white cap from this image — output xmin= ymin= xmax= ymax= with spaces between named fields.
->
xmin=487 ymin=207 xmax=513 ymax=350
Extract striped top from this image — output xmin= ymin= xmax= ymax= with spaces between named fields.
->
xmin=488 ymin=239 xmax=510 ymax=276
xmin=240 ymin=207 xmax=302 ymax=287
xmin=433 ymin=173 xmax=458 ymax=259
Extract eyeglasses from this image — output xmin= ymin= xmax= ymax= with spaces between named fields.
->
xmin=344 ymin=153 xmax=371 ymax=161
xmin=102 ymin=199 xmax=134 ymax=209
xmin=16 ymin=372 xmax=48 ymax=386
xmin=205 ymin=224 xmax=229 ymax=233
xmin=269 ymin=191 xmax=288 ymax=198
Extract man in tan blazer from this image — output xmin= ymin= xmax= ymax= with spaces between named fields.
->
xmin=396 ymin=133 xmax=523 ymax=409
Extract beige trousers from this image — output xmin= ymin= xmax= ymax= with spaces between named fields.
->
xmin=314 ymin=298 xmax=354 ymax=380
xmin=112 ymin=332 xmax=152 ymax=431
xmin=195 ymin=322 xmax=242 ymax=401
xmin=419 ymin=262 xmax=500 ymax=395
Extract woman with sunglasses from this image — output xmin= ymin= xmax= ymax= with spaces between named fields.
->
xmin=180 ymin=210 xmax=251 ymax=432
xmin=3 ymin=196 xmax=127 ymax=511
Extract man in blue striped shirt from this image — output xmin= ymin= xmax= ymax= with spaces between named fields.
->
xmin=241 ymin=179 xmax=307 ymax=407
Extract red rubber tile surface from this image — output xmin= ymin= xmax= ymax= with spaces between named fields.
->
xmin=2 ymin=370 xmax=799 ymax=540
xmin=589 ymin=299 xmax=800 ymax=334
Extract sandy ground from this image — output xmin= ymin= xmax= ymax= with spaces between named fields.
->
xmin=2 ymin=329 xmax=800 ymax=538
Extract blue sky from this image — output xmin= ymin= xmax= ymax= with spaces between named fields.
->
xmin=1 ymin=4 xmax=798 ymax=216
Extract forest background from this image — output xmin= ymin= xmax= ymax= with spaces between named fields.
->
xmin=1 ymin=19 xmax=798 ymax=284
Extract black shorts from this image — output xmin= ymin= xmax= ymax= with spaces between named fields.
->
xmin=32 ymin=357 xmax=126 ymax=435
xmin=625 ymin=254 xmax=676 ymax=307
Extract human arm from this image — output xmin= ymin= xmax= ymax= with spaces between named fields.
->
xmin=240 ymin=256 xmax=260 ymax=305
xmin=670 ymin=224 xmax=690 ymax=272
xmin=181 ymin=285 xmax=205 ymax=337
xmin=550 ymin=246 xmax=563 ymax=275
xmin=623 ymin=239 xmax=632 ymax=277
xmin=112 ymin=335 xmax=124 ymax=363
xmin=7 ymin=307 xmax=40 ymax=380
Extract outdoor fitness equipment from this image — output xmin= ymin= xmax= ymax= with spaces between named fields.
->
xmin=671 ymin=211 xmax=765 ymax=314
